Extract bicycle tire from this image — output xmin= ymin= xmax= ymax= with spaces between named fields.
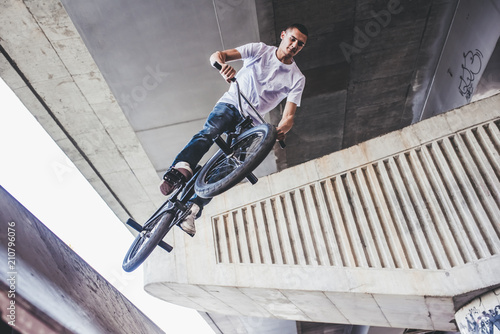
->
xmin=122 ymin=210 xmax=175 ymax=272
xmin=195 ymin=123 xmax=277 ymax=198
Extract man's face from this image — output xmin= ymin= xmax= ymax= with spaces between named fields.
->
xmin=279 ymin=28 xmax=307 ymax=58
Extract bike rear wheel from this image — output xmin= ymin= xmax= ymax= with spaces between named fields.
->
xmin=195 ymin=123 xmax=276 ymax=198
xmin=122 ymin=210 xmax=175 ymax=272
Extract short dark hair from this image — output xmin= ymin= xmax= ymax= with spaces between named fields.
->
xmin=285 ymin=23 xmax=309 ymax=37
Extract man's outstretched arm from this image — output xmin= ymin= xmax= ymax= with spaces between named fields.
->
xmin=276 ymin=101 xmax=297 ymax=141
xmin=209 ymin=49 xmax=241 ymax=82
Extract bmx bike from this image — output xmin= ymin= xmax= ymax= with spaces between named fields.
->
xmin=122 ymin=62 xmax=284 ymax=272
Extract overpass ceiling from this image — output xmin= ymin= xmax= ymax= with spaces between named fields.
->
xmin=58 ymin=0 xmax=500 ymax=176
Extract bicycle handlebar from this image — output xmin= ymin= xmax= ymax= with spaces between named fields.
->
xmin=212 ymin=62 xmax=286 ymax=149
xmin=212 ymin=61 xmax=235 ymax=81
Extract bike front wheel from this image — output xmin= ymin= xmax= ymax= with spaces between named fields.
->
xmin=122 ymin=210 xmax=175 ymax=272
xmin=195 ymin=123 xmax=277 ymax=198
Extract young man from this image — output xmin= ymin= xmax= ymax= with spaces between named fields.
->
xmin=160 ymin=23 xmax=308 ymax=236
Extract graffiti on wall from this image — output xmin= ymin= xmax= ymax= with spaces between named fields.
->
xmin=458 ymin=49 xmax=484 ymax=101
xmin=458 ymin=304 xmax=500 ymax=334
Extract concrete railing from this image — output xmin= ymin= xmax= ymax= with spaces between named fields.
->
xmin=145 ymin=93 xmax=500 ymax=331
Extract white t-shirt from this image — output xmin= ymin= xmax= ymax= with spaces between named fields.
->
xmin=218 ymin=42 xmax=305 ymax=121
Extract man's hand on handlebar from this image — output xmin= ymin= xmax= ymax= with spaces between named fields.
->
xmin=210 ymin=50 xmax=240 ymax=82
xmin=218 ymin=63 xmax=236 ymax=83
xmin=276 ymin=128 xmax=286 ymax=142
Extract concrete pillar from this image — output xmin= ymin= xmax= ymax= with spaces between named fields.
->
xmin=455 ymin=288 xmax=500 ymax=334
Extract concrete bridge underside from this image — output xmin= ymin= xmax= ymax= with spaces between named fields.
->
xmin=1 ymin=0 xmax=499 ymax=333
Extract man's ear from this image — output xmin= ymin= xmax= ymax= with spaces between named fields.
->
xmin=280 ymin=30 xmax=286 ymax=40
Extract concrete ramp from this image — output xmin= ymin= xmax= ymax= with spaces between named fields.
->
xmin=0 ymin=186 xmax=164 ymax=334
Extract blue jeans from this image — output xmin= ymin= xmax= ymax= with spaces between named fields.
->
xmin=173 ymin=102 xmax=244 ymax=168
xmin=173 ymin=102 xmax=244 ymax=209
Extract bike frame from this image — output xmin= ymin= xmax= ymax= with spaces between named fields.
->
xmin=127 ymin=165 xmax=201 ymax=252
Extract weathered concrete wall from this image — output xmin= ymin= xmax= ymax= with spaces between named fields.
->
xmin=144 ymin=93 xmax=500 ymax=332
xmin=0 ymin=186 xmax=164 ymax=333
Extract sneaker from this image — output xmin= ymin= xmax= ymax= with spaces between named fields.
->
xmin=179 ymin=203 xmax=200 ymax=237
xmin=160 ymin=163 xmax=192 ymax=196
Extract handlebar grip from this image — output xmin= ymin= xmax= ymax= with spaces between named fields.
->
xmin=212 ymin=61 xmax=236 ymax=82
xmin=212 ymin=61 xmax=222 ymax=71
xmin=279 ymin=140 xmax=286 ymax=149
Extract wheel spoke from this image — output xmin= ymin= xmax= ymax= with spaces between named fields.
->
xmin=205 ymin=132 xmax=264 ymax=183
xmin=123 ymin=211 xmax=175 ymax=272
xmin=195 ymin=123 xmax=275 ymax=199
xmin=129 ymin=234 xmax=145 ymax=255
xmin=205 ymin=157 xmax=239 ymax=182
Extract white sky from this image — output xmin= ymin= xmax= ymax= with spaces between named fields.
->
xmin=0 ymin=77 xmax=214 ymax=333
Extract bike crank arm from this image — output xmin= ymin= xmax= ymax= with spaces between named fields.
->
xmin=126 ymin=218 xmax=173 ymax=253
